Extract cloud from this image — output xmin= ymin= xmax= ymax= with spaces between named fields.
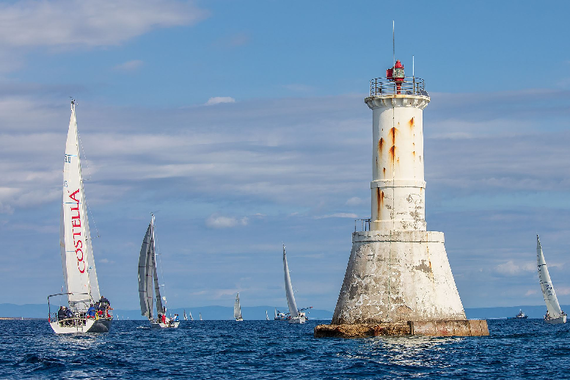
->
xmin=524 ymin=289 xmax=537 ymax=296
xmin=206 ymin=215 xmax=248 ymax=229
xmin=346 ymin=197 xmax=364 ymax=206
xmin=114 ymin=60 xmax=144 ymax=71
xmin=495 ymin=260 xmax=535 ymax=276
xmin=0 ymin=0 xmax=209 ymax=48
xmin=205 ymin=97 xmax=236 ymax=106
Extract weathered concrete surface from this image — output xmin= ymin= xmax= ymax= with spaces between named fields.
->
xmin=332 ymin=230 xmax=466 ymax=325
xmin=314 ymin=320 xmax=489 ymax=338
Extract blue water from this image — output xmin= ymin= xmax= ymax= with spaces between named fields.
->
xmin=1 ymin=319 xmax=569 ymax=379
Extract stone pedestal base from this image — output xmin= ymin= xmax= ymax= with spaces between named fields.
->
xmin=314 ymin=319 xmax=489 ymax=338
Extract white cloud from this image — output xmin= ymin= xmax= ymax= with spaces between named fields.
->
xmin=496 ymin=260 xmax=535 ymax=276
xmin=205 ymin=97 xmax=236 ymax=106
xmin=0 ymin=0 xmax=208 ymax=48
xmin=114 ymin=60 xmax=143 ymax=71
xmin=524 ymin=289 xmax=538 ymax=296
xmin=206 ymin=215 xmax=248 ymax=229
xmin=346 ymin=197 xmax=364 ymax=206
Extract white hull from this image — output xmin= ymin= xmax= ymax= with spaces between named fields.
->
xmin=545 ymin=314 xmax=567 ymax=324
xmin=50 ymin=317 xmax=112 ymax=334
xmin=288 ymin=315 xmax=306 ymax=324
xmin=235 ymin=318 xmax=243 ymax=322
xmin=150 ymin=320 xmax=180 ymax=328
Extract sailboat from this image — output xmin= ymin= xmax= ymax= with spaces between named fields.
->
xmin=199 ymin=313 xmax=202 ymax=321
xmin=189 ymin=311 xmax=194 ymax=321
xmin=283 ymin=244 xmax=306 ymax=324
xmin=48 ymin=100 xmax=112 ymax=334
xmin=537 ymin=235 xmax=567 ymax=324
xmin=234 ymin=293 xmax=243 ymax=321
xmin=265 ymin=310 xmax=269 ymax=321
xmin=183 ymin=310 xmax=188 ymax=321
xmin=138 ymin=214 xmax=179 ymax=328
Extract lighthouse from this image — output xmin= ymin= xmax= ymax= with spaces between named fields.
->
xmin=315 ymin=59 xmax=488 ymax=337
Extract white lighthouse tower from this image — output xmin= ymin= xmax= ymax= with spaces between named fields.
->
xmin=316 ymin=59 xmax=488 ymax=336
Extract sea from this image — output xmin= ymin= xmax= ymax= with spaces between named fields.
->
xmin=1 ymin=319 xmax=569 ymax=379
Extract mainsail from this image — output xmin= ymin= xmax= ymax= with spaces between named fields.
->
xmin=61 ymin=101 xmax=100 ymax=311
xmin=234 ymin=293 xmax=243 ymax=320
xmin=283 ymin=245 xmax=299 ymax=318
xmin=537 ymin=235 xmax=563 ymax=318
xmin=138 ymin=214 xmax=165 ymax=320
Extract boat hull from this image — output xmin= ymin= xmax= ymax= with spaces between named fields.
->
xmin=545 ymin=314 xmax=567 ymax=324
xmin=50 ymin=317 xmax=112 ymax=334
xmin=150 ymin=320 xmax=180 ymax=328
xmin=288 ymin=316 xmax=306 ymax=324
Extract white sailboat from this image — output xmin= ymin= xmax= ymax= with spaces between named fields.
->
xmin=283 ymin=244 xmax=306 ymax=324
xmin=183 ymin=310 xmax=188 ymax=321
xmin=199 ymin=313 xmax=202 ymax=321
xmin=265 ymin=310 xmax=269 ymax=321
xmin=234 ymin=293 xmax=243 ymax=321
xmin=138 ymin=214 xmax=179 ymax=328
xmin=48 ymin=100 xmax=112 ymax=334
xmin=537 ymin=235 xmax=567 ymax=324
xmin=189 ymin=311 xmax=194 ymax=321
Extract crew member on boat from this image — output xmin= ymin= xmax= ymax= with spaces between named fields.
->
xmin=87 ymin=304 xmax=96 ymax=318
xmin=58 ymin=306 xmax=66 ymax=322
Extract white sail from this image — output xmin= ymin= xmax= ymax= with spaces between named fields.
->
xmin=234 ymin=293 xmax=243 ymax=321
xmin=265 ymin=310 xmax=269 ymax=321
xmin=61 ymin=101 xmax=100 ymax=311
xmin=537 ymin=235 xmax=564 ymax=318
xmin=189 ymin=311 xmax=193 ymax=321
xmin=283 ymin=245 xmax=299 ymax=318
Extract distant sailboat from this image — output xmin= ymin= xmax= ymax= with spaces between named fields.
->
xmin=199 ymin=313 xmax=202 ymax=321
xmin=138 ymin=214 xmax=179 ymax=328
xmin=183 ymin=310 xmax=188 ymax=321
xmin=189 ymin=311 xmax=194 ymax=321
xmin=265 ymin=310 xmax=269 ymax=321
xmin=234 ymin=293 xmax=243 ymax=321
xmin=283 ymin=244 xmax=307 ymax=324
xmin=537 ymin=235 xmax=567 ymax=324
xmin=48 ymin=100 xmax=112 ymax=334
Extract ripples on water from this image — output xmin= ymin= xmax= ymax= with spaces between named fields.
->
xmin=1 ymin=319 xmax=568 ymax=379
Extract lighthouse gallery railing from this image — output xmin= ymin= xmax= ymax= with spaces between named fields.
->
xmin=369 ymin=76 xmax=428 ymax=97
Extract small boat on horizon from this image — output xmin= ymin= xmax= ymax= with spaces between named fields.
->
xmin=234 ymin=293 xmax=243 ymax=321
xmin=508 ymin=309 xmax=528 ymax=319
xmin=537 ymin=235 xmax=567 ymax=324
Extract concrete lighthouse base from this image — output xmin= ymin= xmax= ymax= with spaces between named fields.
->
xmin=315 ymin=230 xmax=489 ymax=338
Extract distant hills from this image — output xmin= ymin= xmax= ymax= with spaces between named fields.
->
xmin=0 ymin=303 xmax=558 ymax=320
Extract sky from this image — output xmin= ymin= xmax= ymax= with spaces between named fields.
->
xmin=1 ymin=0 xmax=570 ymax=313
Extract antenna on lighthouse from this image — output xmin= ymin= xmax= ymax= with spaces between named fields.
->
xmin=392 ymin=20 xmax=395 ymax=68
